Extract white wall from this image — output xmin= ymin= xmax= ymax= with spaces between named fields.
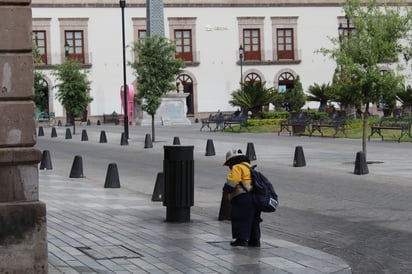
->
xmin=33 ymin=3 xmax=411 ymax=118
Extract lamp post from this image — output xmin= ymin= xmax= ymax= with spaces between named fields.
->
xmin=239 ymin=45 xmax=244 ymax=85
xmin=120 ymin=0 xmax=129 ymax=140
xmin=64 ymin=41 xmax=70 ymax=58
xmin=64 ymin=41 xmax=71 ymax=126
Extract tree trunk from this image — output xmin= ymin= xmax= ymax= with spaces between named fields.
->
xmin=362 ymin=104 xmax=370 ymax=161
xmin=151 ymin=114 xmax=155 ymax=142
xmin=72 ymin=114 xmax=76 ymax=135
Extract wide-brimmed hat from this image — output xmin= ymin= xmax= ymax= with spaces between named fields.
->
xmin=223 ymin=148 xmax=243 ymax=166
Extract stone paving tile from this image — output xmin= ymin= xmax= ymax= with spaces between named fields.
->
xmin=41 ymin=172 xmax=351 ymax=274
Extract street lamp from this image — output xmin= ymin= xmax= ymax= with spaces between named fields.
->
xmin=64 ymin=41 xmax=70 ymax=58
xmin=239 ymin=45 xmax=244 ymax=84
xmin=64 ymin=41 xmax=71 ymax=126
xmin=120 ymin=0 xmax=129 ymax=140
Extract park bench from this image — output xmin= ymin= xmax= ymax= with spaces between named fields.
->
xmin=278 ymin=112 xmax=310 ymax=136
xmin=222 ymin=112 xmax=248 ymax=131
xmin=310 ymin=116 xmax=347 ymax=138
xmin=368 ymin=116 xmax=412 ymax=142
xmin=200 ymin=112 xmax=224 ymax=131
xmin=103 ymin=111 xmax=124 ymax=125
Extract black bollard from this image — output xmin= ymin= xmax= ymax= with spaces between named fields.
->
xmin=39 ymin=150 xmax=53 ymax=170
xmin=81 ymin=129 xmax=88 ymax=141
xmin=173 ymin=136 xmax=181 ymax=145
xmin=120 ymin=132 xmax=128 ymax=145
xmin=144 ymin=134 xmax=153 ymax=148
xmin=51 ymin=127 xmax=57 ymax=138
xmin=104 ymin=163 xmax=121 ymax=188
xmin=97 ymin=120 xmax=101 ymax=126
xmin=38 ymin=126 xmax=44 ymax=137
xmin=218 ymin=192 xmax=231 ymax=221
xmin=246 ymin=142 xmax=257 ymax=161
xmin=205 ymin=139 xmax=216 ymax=156
xmin=99 ymin=130 xmax=107 ymax=143
xmin=69 ymin=155 xmax=84 ymax=178
xmin=354 ymin=151 xmax=369 ymax=175
xmin=65 ymin=128 xmax=72 ymax=139
xmin=87 ymin=119 xmax=91 ymax=126
xmin=152 ymin=172 xmax=164 ymax=201
xmin=293 ymin=146 xmax=306 ymax=167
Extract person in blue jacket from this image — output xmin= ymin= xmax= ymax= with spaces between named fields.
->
xmin=223 ymin=148 xmax=261 ymax=247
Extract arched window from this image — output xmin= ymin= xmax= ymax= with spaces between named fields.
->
xmin=245 ymin=73 xmax=262 ymax=84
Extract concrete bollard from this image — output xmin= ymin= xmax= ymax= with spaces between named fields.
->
xmin=104 ymin=163 xmax=121 ymax=188
xmin=65 ymin=128 xmax=72 ymax=140
xmin=38 ymin=126 xmax=44 ymax=137
xmin=69 ymin=155 xmax=84 ymax=178
xmin=51 ymin=127 xmax=58 ymax=138
xmin=205 ymin=139 xmax=216 ymax=156
xmin=246 ymin=142 xmax=257 ymax=161
xmin=144 ymin=134 xmax=153 ymax=148
xmin=39 ymin=150 xmax=53 ymax=170
xmin=173 ymin=136 xmax=181 ymax=145
xmin=81 ymin=129 xmax=88 ymax=141
xmin=354 ymin=151 xmax=369 ymax=175
xmin=99 ymin=130 xmax=107 ymax=143
xmin=293 ymin=146 xmax=306 ymax=167
xmin=120 ymin=132 xmax=128 ymax=145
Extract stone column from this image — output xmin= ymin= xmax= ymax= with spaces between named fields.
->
xmin=0 ymin=0 xmax=48 ymax=273
xmin=146 ymin=0 xmax=165 ymax=36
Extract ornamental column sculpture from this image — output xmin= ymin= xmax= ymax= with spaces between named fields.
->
xmin=0 ymin=0 xmax=48 ymax=273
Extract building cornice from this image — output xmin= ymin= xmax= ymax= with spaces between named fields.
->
xmin=32 ymin=0 xmax=346 ymax=8
xmin=32 ymin=0 xmax=412 ymax=8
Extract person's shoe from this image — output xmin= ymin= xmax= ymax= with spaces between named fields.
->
xmin=230 ymin=239 xmax=248 ymax=246
xmin=248 ymin=240 xmax=261 ymax=247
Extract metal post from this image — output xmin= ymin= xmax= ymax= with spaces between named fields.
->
xmin=239 ymin=45 xmax=243 ymax=84
xmin=120 ymin=0 xmax=129 ymax=140
xmin=64 ymin=41 xmax=71 ymax=127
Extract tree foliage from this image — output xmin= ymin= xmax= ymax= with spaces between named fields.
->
xmin=229 ymin=81 xmax=277 ymax=118
xmin=306 ymin=83 xmax=334 ymax=112
xmin=33 ymin=44 xmax=48 ymax=112
xmin=319 ymin=0 xmax=412 ymax=157
xmin=53 ymin=59 xmax=92 ymax=133
xmin=283 ymin=75 xmax=306 ymax=112
xmin=130 ymin=35 xmax=184 ymax=141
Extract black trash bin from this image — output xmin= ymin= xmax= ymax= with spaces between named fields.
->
xmin=163 ymin=145 xmax=194 ymax=222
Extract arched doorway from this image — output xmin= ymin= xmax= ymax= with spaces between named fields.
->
xmin=176 ymin=74 xmax=194 ymax=115
xmin=278 ymin=72 xmax=295 ymax=91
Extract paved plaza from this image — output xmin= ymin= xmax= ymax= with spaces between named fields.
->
xmin=41 ymin=172 xmax=350 ymax=274
xmin=37 ymin=123 xmax=412 ymax=273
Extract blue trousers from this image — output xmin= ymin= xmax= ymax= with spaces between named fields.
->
xmin=231 ymin=192 xmax=261 ymax=241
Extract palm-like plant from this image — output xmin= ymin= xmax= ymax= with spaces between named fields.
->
xmin=397 ymin=85 xmax=412 ymax=115
xmin=229 ymin=81 xmax=277 ymax=118
xmin=306 ymin=83 xmax=333 ymax=112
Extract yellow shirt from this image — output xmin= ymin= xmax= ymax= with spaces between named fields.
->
xmin=224 ymin=162 xmax=253 ymax=198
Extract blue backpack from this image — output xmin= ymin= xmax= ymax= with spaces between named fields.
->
xmin=242 ymin=164 xmax=279 ymax=213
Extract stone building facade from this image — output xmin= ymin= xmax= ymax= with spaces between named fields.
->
xmin=31 ymin=0 xmax=412 ymax=122
xmin=0 ymin=0 xmax=48 ymax=273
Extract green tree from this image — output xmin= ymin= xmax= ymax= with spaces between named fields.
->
xmin=53 ymin=59 xmax=93 ymax=135
xmin=130 ymin=35 xmax=184 ymax=142
xmin=229 ymin=81 xmax=277 ymax=118
xmin=320 ymin=0 xmax=412 ymax=158
xmin=33 ymin=44 xmax=48 ymax=113
xmin=306 ymin=82 xmax=334 ymax=112
xmin=284 ymin=75 xmax=306 ymax=112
